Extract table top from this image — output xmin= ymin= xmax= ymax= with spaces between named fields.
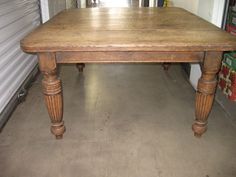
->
xmin=21 ymin=7 xmax=236 ymax=53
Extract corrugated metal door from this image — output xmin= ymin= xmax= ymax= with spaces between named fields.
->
xmin=0 ymin=0 xmax=40 ymax=123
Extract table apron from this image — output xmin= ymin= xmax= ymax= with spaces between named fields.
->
xmin=56 ymin=51 xmax=204 ymax=63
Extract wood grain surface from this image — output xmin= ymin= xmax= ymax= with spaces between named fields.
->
xmin=21 ymin=7 xmax=236 ymax=53
xmin=56 ymin=51 xmax=204 ymax=63
xmin=20 ymin=7 xmax=234 ymax=138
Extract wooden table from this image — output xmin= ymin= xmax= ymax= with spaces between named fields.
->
xmin=21 ymin=7 xmax=236 ymax=139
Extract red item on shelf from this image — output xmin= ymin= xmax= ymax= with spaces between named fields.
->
xmin=218 ymin=62 xmax=236 ymax=101
xmin=226 ymin=24 xmax=236 ymax=35
xmin=221 ymin=64 xmax=230 ymax=77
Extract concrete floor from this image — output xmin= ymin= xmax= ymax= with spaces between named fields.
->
xmin=0 ymin=64 xmax=236 ymax=177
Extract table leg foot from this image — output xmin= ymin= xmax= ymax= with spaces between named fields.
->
xmin=192 ymin=52 xmax=222 ymax=137
xmin=76 ymin=63 xmax=85 ymax=72
xmin=39 ymin=53 xmax=65 ymax=139
xmin=162 ymin=63 xmax=171 ymax=70
xmin=194 ymin=132 xmax=202 ymax=138
xmin=192 ymin=121 xmax=207 ymax=137
xmin=50 ymin=121 xmax=65 ymax=139
xmin=55 ymin=134 xmax=63 ymax=140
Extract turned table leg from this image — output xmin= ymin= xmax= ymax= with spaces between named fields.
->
xmin=76 ymin=63 xmax=85 ymax=72
xmin=192 ymin=52 xmax=222 ymax=137
xmin=38 ymin=53 xmax=65 ymax=139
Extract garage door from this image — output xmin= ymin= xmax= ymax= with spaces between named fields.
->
xmin=0 ymin=0 xmax=41 ymax=127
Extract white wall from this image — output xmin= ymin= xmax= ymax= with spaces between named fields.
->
xmin=198 ymin=0 xmax=226 ymax=27
xmin=40 ymin=0 xmax=66 ymax=23
xmin=171 ymin=0 xmax=225 ymax=25
xmin=170 ymin=0 xmax=199 ymax=14
xmin=149 ymin=0 xmax=223 ymax=24
xmin=190 ymin=0 xmax=226 ymax=89
xmin=211 ymin=0 xmax=226 ymax=27
xmin=170 ymin=0 xmax=226 ymax=89
xmin=189 ymin=0 xmax=215 ymax=89
xmin=77 ymin=0 xmax=86 ymax=8
xmin=198 ymin=0 xmax=214 ymax=22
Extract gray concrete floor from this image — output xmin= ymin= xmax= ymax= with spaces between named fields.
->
xmin=0 ymin=64 xmax=236 ymax=177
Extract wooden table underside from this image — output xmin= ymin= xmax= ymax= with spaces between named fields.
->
xmin=38 ymin=51 xmax=222 ymax=139
xmin=21 ymin=7 xmax=236 ymax=139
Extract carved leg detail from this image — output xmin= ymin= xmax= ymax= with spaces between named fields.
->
xmin=76 ymin=63 xmax=85 ymax=72
xmin=192 ymin=52 xmax=222 ymax=137
xmin=39 ymin=53 xmax=65 ymax=139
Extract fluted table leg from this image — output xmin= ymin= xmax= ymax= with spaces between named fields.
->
xmin=192 ymin=52 xmax=222 ymax=137
xmin=38 ymin=53 xmax=65 ymax=139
